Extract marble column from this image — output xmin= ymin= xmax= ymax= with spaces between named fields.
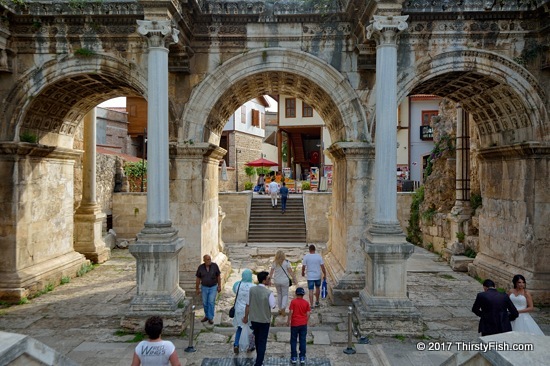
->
xmin=122 ymin=20 xmax=189 ymax=336
xmin=355 ymin=15 xmax=422 ymax=335
xmin=74 ymin=108 xmax=110 ymax=263
xmin=446 ymin=105 xmax=471 ymax=259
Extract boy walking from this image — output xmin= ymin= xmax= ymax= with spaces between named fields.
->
xmin=287 ymin=287 xmax=311 ymax=364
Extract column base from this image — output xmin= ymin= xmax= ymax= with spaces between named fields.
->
xmin=123 ymin=224 xmax=189 ymax=333
xmin=367 ymin=222 xmax=407 ymax=243
xmin=353 ymin=295 xmax=422 ymax=336
xmin=0 ymin=251 xmax=86 ymax=302
xmin=121 ymin=298 xmax=192 ymax=336
xmin=470 ymin=253 xmax=550 ymax=305
xmin=74 ymin=206 xmax=110 ymax=264
xmin=356 ymin=226 xmax=421 ymax=335
xmin=324 ymin=252 xmax=365 ymax=305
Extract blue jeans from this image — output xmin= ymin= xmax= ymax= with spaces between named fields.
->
xmin=290 ymin=325 xmax=307 ymax=358
xmin=234 ymin=326 xmax=242 ymax=347
xmin=251 ymin=321 xmax=270 ymax=366
xmin=281 ymin=195 xmax=288 ymax=211
xmin=201 ymin=284 xmax=217 ymax=320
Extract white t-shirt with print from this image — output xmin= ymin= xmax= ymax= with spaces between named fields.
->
xmin=135 ymin=340 xmax=175 ymax=366
xmin=302 ymin=253 xmax=324 ymax=280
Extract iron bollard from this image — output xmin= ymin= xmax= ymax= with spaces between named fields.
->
xmin=343 ymin=306 xmax=356 ymax=354
xmin=184 ymin=305 xmax=197 ymax=353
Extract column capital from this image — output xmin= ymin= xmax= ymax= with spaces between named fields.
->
xmin=366 ymin=15 xmax=409 ymax=45
xmin=137 ymin=20 xmax=179 ymax=48
xmin=326 ymin=141 xmax=375 ymax=161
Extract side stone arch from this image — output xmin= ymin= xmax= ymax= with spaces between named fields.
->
xmin=179 ymin=48 xmax=370 ymax=145
xmin=0 ymin=53 xmax=147 ymax=302
xmin=397 ymin=49 xmax=549 ymax=148
xmin=1 ymin=54 xmax=147 ymax=145
xmin=397 ymin=48 xmax=550 ymax=303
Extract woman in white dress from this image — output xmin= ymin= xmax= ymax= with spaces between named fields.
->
xmin=269 ymin=250 xmax=298 ymax=316
xmin=232 ymin=269 xmax=256 ymax=354
xmin=508 ymin=274 xmax=544 ymax=335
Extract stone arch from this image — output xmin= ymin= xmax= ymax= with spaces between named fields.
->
xmin=1 ymin=54 xmax=147 ymax=146
xmin=397 ymin=49 xmax=549 ymax=148
xmin=179 ymin=48 xmax=369 ymax=145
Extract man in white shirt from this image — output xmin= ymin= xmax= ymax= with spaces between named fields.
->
xmin=268 ymin=180 xmax=279 ymax=208
xmin=301 ymin=244 xmax=326 ymax=308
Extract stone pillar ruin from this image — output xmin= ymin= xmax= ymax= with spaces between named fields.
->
xmin=354 ymin=15 xmax=422 ymax=335
xmin=169 ymin=143 xmax=230 ymax=295
xmin=74 ymin=108 xmax=110 ymax=263
xmin=122 ymin=20 xmax=188 ymax=335
xmin=323 ymin=142 xmax=374 ymax=305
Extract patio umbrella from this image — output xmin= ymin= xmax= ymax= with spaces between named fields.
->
xmin=245 ymin=157 xmax=278 ymax=167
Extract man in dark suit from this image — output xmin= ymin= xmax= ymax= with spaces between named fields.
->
xmin=472 ymin=279 xmax=519 ymax=336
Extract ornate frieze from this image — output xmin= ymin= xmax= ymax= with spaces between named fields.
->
xmin=403 ymin=0 xmax=544 ymax=13
xmin=202 ymin=0 xmax=341 ymax=16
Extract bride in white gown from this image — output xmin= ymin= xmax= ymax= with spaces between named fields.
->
xmin=508 ymin=275 xmax=544 ymax=335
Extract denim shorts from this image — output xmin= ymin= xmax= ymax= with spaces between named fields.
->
xmin=307 ymin=279 xmax=321 ymax=290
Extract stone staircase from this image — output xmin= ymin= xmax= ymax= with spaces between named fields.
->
xmin=248 ymin=196 xmax=306 ymax=242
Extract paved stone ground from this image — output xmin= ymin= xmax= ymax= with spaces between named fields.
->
xmin=0 ymin=244 xmax=548 ymax=366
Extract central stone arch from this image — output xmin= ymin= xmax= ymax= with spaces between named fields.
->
xmin=397 ymin=48 xmax=550 ymax=303
xmin=179 ymin=48 xmax=370 ymax=144
xmin=172 ymin=48 xmax=374 ymax=302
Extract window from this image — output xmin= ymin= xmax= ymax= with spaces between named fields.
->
xmin=251 ymin=109 xmax=260 ymax=127
xmin=285 ymin=98 xmax=296 ymax=118
xmin=422 ymin=110 xmax=438 ymax=126
xmin=240 ymin=106 xmax=246 ymax=123
xmin=302 ymin=102 xmax=313 ymax=117
xmin=420 ymin=110 xmax=437 ymax=141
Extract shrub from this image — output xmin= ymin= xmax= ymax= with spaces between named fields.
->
xmin=406 ymin=186 xmax=424 ymax=245
xmin=302 ymin=182 xmax=311 ymax=190
xmin=456 ymin=231 xmax=465 ymax=243
xmin=244 ymin=181 xmax=253 ymax=190
xmin=124 ymin=161 xmax=147 ymax=192
xmin=470 ymin=193 xmax=482 ymax=211
xmin=20 ymin=131 xmax=38 ymax=143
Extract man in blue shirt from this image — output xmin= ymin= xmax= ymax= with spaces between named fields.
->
xmin=280 ymin=181 xmax=289 ymax=213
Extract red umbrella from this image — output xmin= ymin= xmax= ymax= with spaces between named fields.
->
xmin=245 ymin=157 xmax=278 ymax=167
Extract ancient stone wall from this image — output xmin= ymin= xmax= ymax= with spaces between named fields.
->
xmin=304 ymin=191 xmax=330 ymax=243
xmin=96 ymin=154 xmax=117 ymax=216
xmin=112 ymin=193 xmax=146 ymax=241
xmin=234 ymin=132 xmax=263 ymax=191
xmin=219 ymin=191 xmax=252 ymax=243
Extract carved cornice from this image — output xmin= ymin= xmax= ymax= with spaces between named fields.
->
xmin=478 ymin=142 xmax=550 ymax=160
xmin=0 ymin=142 xmax=82 ymax=160
xmin=327 ymin=141 xmax=375 ymax=161
xmin=170 ymin=142 xmax=226 ymax=161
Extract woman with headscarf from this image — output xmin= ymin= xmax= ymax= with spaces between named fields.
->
xmin=232 ymin=269 xmax=256 ymax=354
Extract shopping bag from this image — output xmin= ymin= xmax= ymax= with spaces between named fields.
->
xmin=239 ymin=324 xmax=251 ymax=352
xmin=321 ymin=279 xmax=328 ymax=299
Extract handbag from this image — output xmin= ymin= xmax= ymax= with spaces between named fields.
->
xmin=281 ymin=263 xmax=292 ymax=287
xmin=229 ymin=282 xmax=241 ymax=318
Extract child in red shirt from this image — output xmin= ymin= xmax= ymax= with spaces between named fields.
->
xmin=287 ymin=287 xmax=311 ymax=364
